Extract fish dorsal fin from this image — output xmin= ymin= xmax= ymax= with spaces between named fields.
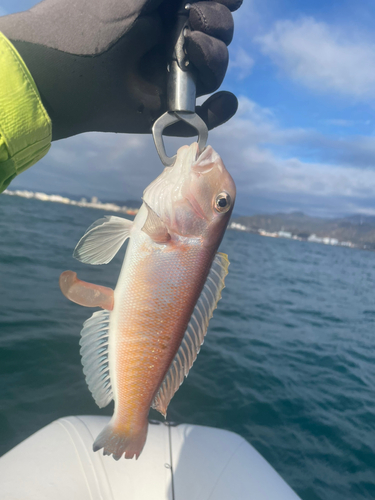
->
xmin=79 ymin=310 xmax=113 ymax=408
xmin=152 ymin=252 xmax=230 ymax=417
xmin=142 ymin=203 xmax=171 ymax=244
xmin=74 ymin=216 xmax=132 ymax=265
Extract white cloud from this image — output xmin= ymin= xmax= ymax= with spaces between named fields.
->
xmin=229 ymin=47 xmax=254 ymax=80
xmin=232 ymin=0 xmax=259 ymax=35
xmin=11 ymin=131 xmax=197 ymax=202
xmin=208 ymin=97 xmax=375 ymax=214
xmin=11 ymin=97 xmax=375 ymax=217
xmin=256 ymin=17 xmax=375 ymax=100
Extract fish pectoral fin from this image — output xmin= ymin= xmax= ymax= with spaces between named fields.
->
xmin=152 ymin=252 xmax=230 ymax=417
xmin=142 ymin=202 xmax=171 ymax=244
xmin=59 ymin=271 xmax=114 ymax=310
xmin=74 ymin=216 xmax=133 ymax=265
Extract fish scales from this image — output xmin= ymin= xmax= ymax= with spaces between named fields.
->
xmin=112 ymin=226 xmax=212 ymax=436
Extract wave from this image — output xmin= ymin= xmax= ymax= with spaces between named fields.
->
xmin=3 ymin=189 xmax=139 ymax=215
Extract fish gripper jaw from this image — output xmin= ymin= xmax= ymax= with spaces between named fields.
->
xmin=152 ymin=112 xmax=208 ymax=167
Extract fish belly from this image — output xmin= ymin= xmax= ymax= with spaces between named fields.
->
xmin=109 ymin=232 xmax=212 ymax=434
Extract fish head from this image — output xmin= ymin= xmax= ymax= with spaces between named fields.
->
xmin=143 ymin=143 xmax=236 ymax=245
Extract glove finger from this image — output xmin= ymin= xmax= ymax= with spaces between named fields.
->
xmin=189 ymin=2 xmax=234 ymax=46
xmin=185 ymin=31 xmax=228 ymax=95
xmin=208 ymin=0 xmax=243 ymax=13
xmin=164 ymin=91 xmax=238 ymax=137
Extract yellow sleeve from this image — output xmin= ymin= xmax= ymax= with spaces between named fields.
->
xmin=0 ymin=32 xmax=52 ymax=192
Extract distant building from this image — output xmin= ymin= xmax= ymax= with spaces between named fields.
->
xmin=308 ymin=234 xmax=323 ymax=243
xmin=322 ymin=237 xmax=339 ymax=245
xmin=308 ymin=234 xmax=339 ymax=246
xmin=229 ymin=222 xmax=248 ymax=231
xmin=278 ymin=231 xmax=292 ymax=238
xmin=340 ymin=241 xmax=354 ymax=248
xmin=259 ymin=229 xmax=278 ymax=238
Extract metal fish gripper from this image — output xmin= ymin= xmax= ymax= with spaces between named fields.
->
xmin=152 ymin=3 xmax=208 ymax=167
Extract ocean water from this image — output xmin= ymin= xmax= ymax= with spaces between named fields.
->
xmin=0 ymin=193 xmax=375 ymax=500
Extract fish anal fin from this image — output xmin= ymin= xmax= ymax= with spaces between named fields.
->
xmin=142 ymin=203 xmax=171 ymax=244
xmin=152 ymin=252 xmax=230 ymax=416
xmin=59 ymin=271 xmax=114 ymax=311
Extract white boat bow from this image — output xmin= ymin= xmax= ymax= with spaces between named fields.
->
xmin=0 ymin=416 xmax=301 ymax=499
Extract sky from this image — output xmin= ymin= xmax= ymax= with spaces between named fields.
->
xmin=2 ymin=0 xmax=375 ymax=217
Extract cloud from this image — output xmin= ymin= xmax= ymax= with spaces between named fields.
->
xmin=10 ymin=97 xmax=375 ymax=218
xmin=11 ymin=131 xmax=196 ymax=202
xmin=256 ymin=17 xmax=375 ymax=100
xmin=228 ymin=47 xmax=255 ymax=80
xmin=208 ymin=97 xmax=375 ymax=215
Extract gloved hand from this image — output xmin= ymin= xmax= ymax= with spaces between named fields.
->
xmin=0 ymin=0 xmax=242 ymax=141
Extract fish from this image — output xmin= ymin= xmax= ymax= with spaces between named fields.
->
xmin=59 ymin=142 xmax=236 ymax=460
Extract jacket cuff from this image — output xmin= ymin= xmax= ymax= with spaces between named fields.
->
xmin=0 ymin=31 xmax=52 ymax=192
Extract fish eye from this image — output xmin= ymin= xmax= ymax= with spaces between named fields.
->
xmin=214 ymin=192 xmax=231 ymax=213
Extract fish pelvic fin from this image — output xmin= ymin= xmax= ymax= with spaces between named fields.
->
xmin=152 ymin=252 xmax=229 ymax=417
xmin=93 ymin=419 xmax=148 ymax=460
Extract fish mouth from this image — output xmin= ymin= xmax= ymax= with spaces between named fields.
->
xmin=192 ymin=145 xmax=219 ymax=174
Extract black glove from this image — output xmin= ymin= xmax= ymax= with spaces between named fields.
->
xmin=0 ymin=0 xmax=242 ymax=141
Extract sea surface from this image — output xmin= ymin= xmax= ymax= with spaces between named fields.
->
xmin=0 ymin=193 xmax=375 ymax=500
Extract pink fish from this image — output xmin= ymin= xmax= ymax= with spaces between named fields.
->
xmin=60 ymin=143 xmax=236 ymax=460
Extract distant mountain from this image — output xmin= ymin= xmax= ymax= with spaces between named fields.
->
xmin=343 ymin=214 xmax=375 ymax=228
xmin=232 ymin=212 xmax=375 ymax=250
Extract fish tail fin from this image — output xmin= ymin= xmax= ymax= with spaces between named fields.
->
xmin=93 ymin=419 xmax=148 ymax=460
